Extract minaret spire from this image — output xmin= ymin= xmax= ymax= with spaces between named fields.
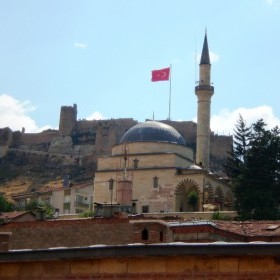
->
xmin=195 ymin=32 xmax=214 ymax=170
xmin=200 ymin=32 xmax=210 ymax=65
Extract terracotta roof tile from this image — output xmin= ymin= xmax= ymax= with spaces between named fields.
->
xmin=0 ymin=211 xmax=30 ymax=220
xmin=215 ymin=221 xmax=280 ymax=237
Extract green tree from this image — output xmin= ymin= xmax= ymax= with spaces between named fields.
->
xmin=25 ymin=199 xmax=55 ymax=219
xmin=0 ymin=193 xmax=14 ymax=212
xmin=224 ymin=115 xmax=251 ymax=178
xmin=187 ymin=190 xmax=198 ymax=211
xmin=227 ymin=118 xmax=280 ymax=220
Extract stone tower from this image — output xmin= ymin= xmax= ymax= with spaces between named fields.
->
xmin=59 ymin=104 xmax=77 ymax=136
xmin=195 ymin=32 xmax=214 ymax=170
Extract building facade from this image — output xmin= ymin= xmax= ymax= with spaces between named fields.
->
xmin=93 ymin=33 xmax=233 ymax=214
xmin=12 ymin=183 xmax=93 ymax=215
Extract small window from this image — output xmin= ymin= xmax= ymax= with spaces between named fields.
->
xmin=142 ymin=205 xmax=149 ymax=213
xmin=142 ymin=228 xmax=149 ymax=240
xmin=133 ymin=158 xmax=139 ymax=169
xmin=153 ymin=176 xmax=159 ymax=188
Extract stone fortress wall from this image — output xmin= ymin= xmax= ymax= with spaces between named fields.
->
xmin=0 ymin=104 xmax=232 ymax=172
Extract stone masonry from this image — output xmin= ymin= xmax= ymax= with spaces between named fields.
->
xmin=0 ymin=104 xmax=231 ymax=172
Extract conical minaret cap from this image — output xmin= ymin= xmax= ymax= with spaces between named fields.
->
xmin=200 ymin=33 xmax=211 ymax=65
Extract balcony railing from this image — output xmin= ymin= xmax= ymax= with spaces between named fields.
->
xmin=75 ymin=201 xmax=90 ymax=208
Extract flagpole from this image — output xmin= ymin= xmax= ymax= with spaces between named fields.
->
xmin=168 ymin=64 xmax=172 ymax=120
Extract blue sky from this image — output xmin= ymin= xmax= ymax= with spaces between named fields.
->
xmin=0 ymin=0 xmax=280 ymax=134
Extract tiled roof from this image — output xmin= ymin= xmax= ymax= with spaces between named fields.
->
xmin=215 ymin=221 xmax=280 ymax=237
xmin=0 ymin=211 xmax=31 ymax=220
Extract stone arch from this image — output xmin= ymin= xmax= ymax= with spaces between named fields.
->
xmin=214 ymin=186 xmax=224 ymax=209
xmin=174 ymin=179 xmax=199 ymax=212
xmin=224 ymin=190 xmax=234 ymax=210
xmin=204 ymin=183 xmax=214 ymax=204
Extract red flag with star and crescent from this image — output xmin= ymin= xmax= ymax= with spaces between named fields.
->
xmin=151 ymin=67 xmax=170 ymax=82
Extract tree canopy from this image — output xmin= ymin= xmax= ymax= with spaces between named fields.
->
xmin=24 ymin=199 xmax=55 ymax=219
xmin=225 ymin=116 xmax=280 ymax=220
xmin=0 ymin=193 xmax=14 ymax=212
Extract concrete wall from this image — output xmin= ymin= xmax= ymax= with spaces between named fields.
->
xmin=1 ymin=244 xmax=280 ymax=280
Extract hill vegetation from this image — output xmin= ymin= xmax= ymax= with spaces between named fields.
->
xmin=0 ymin=150 xmax=93 ymax=200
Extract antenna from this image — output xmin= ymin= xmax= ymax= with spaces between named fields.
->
xmin=194 ymin=36 xmax=197 ymax=84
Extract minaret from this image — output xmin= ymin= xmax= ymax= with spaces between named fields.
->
xmin=195 ymin=32 xmax=214 ymax=170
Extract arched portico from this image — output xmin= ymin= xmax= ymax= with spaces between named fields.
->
xmin=174 ymin=179 xmax=200 ymax=212
xmin=224 ymin=190 xmax=234 ymax=210
xmin=214 ymin=186 xmax=224 ymax=210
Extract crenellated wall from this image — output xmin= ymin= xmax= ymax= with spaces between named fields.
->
xmin=0 ymin=104 xmax=232 ymax=171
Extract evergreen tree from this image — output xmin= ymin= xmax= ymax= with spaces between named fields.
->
xmin=224 ymin=115 xmax=251 ymax=178
xmin=228 ymin=118 xmax=280 ymax=220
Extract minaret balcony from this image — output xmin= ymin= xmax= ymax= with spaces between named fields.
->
xmin=195 ymin=85 xmax=214 ymax=91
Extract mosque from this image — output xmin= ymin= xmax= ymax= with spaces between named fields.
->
xmin=93 ymin=33 xmax=234 ymax=214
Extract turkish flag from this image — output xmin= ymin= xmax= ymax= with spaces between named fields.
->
xmin=151 ymin=67 xmax=170 ymax=82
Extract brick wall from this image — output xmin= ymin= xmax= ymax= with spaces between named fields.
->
xmin=1 ymin=218 xmax=133 ymax=250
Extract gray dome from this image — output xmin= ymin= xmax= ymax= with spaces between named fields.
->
xmin=119 ymin=121 xmax=186 ymax=145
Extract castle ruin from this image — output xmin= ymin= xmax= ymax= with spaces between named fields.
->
xmin=0 ymin=103 xmax=232 ymax=174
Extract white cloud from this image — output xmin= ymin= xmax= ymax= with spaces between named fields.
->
xmin=74 ymin=42 xmax=88 ymax=49
xmin=265 ymin=0 xmax=275 ymax=5
xmin=35 ymin=125 xmax=57 ymax=133
xmin=0 ymin=94 xmax=38 ymax=132
xmin=86 ymin=111 xmax=105 ymax=120
xmin=0 ymin=94 xmax=56 ymax=133
xmin=209 ymin=52 xmax=219 ymax=63
xmin=210 ymin=105 xmax=280 ymax=135
xmin=265 ymin=0 xmax=280 ymax=8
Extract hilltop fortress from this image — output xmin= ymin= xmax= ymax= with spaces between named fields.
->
xmin=0 ymin=103 xmax=231 ymax=174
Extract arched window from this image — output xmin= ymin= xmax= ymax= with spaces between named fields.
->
xmin=160 ymin=231 xmax=164 ymax=242
xmin=153 ymin=176 xmax=159 ymax=188
xmin=142 ymin=228 xmax=149 ymax=241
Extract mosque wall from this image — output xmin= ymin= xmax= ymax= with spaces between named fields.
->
xmin=97 ymin=153 xmax=192 ymax=171
xmin=112 ymin=142 xmax=194 ymax=160
xmin=94 ymin=166 xmax=233 ymax=213
xmin=131 ymin=154 xmax=189 ymax=169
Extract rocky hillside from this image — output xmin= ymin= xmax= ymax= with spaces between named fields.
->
xmin=0 ymin=149 xmax=94 ymax=200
